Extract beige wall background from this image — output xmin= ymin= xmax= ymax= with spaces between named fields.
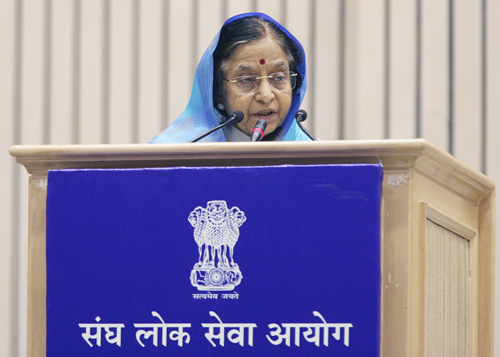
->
xmin=1 ymin=0 xmax=499 ymax=355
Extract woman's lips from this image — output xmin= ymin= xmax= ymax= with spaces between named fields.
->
xmin=252 ymin=110 xmax=277 ymax=119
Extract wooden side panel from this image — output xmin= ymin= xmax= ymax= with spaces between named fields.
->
xmin=478 ymin=189 xmax=495 ymax=356
xmin=410 ymin=202 xmax=427 ymax=356
xmin=381 ymin=170 xmax=412 ymax=355
xmin=27 ymin=176 xmax=48 ymax=356
xmin=424 ymin=220 xmax=471 ymax=357
xmin=412 ymin=172 xmax=478 ymax=228
xmin=412 ymin=170 xmax=486 ymax=356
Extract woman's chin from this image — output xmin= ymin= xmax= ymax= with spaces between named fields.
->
xmin=264 ymin=123 xmax=279 ymax=136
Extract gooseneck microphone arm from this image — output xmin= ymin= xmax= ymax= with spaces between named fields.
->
xmin=189 ymin=111 xmax=244 ymax=143
xmin=295 ymin=109 xmax=317 ymax=141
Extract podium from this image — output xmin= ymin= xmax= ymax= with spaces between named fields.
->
xmin=10 ymin=139 xmax=495 ymax=356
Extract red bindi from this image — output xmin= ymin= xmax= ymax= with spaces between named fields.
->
xmin=259 ymin=59 xmax=265 ymax=65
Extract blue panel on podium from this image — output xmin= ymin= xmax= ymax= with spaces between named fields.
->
xmin=46 ymin=164 xmax=382 ymax=356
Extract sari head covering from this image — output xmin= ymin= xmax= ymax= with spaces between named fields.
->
xmin=150 ymin=12 xmax=310 ymax=143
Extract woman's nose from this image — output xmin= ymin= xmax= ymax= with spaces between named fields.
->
xmin=255 ymin=78 xmax=275 ymax=102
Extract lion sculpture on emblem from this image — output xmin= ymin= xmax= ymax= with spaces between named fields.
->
xmin=188 ymin=200 xmax=246 ymax=291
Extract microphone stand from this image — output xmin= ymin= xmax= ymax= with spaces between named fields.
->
xmin=295 ymin=110 xmax=317 ymax=141
xmin=190 ymin=111 xmax=244 ymax=143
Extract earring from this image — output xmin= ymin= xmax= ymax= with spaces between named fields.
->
xmin=217 ymin=103 xmax=225 ymax=111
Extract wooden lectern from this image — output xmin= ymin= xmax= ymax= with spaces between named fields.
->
xmin=10 ymin=139 xmax=495 ymax=356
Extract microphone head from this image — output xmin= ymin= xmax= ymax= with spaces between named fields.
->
xmin=250 ymin=119 xmax=267 ymax=142
xmin=254 ymin=119 xmax=267 ymax=130
xmin=295 ymin=109 xmax=307 ymax=122
xmin=231 ymin=111 xmax=244 ymax=124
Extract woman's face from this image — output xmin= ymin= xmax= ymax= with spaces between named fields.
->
xmin=222 ymin=37 xmax=293 ymax=136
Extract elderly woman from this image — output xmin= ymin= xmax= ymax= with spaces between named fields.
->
xmin=150 ymin=12 xmax=310 ymax=142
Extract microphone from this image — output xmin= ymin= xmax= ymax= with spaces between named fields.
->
xmin=189 ymin=111 xmax=244 ymax=143
xmin=250 ymin=119 xmax=267 ymax=142
xmin=294 ymin=109 xmax=317 ymax=141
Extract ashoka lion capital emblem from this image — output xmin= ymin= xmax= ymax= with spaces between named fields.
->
xmin=188 ymin=200 xmax=246 ymax=291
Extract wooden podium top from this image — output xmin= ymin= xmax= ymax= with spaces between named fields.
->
xmin=10 ymin=139 xmax=494 ymax=205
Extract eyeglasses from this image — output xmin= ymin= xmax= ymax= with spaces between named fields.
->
xmin=223 ymin=71 xmax=298 ymax=95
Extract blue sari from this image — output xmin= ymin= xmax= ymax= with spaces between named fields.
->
xmin=150 ymin=12 xmax=310 ymax=143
